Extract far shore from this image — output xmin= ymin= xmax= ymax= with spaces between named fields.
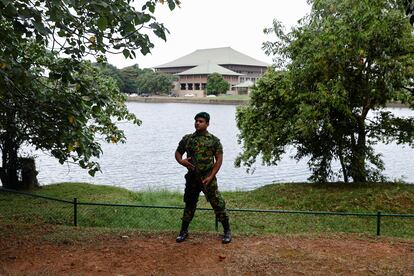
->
xmin=127 ymin=95 xmax=248 ymax=105
xmin=127 ymin=95 xmax=410 ymax=108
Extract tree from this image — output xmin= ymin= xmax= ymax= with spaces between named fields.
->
xmin=119 ymin=64 xmax=142 ymax=94
xmin=118 ymin=65 xmax=176 ymax=94
xmin=206 ymin=73 xmax=230 ymax=95
xmin=93 ymin=63 xmax=124 ymax=90
xmin=0 ymin=0 xmax=179 ymax=189
xmin=236 ymin=0 xmax=414 ymax=183
xmin=136 ymin=71 xmax=177 ymax=94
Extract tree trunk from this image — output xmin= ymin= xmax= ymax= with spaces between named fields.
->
xmin=0 ymin=131 xmax=40 ymax=190
xmin=20 ymin=157 xmax=39 ymax=190
xmin=0 ymin=103 xmax=38 ymax=190
xmin=1 ymin=135 xmax=20 ymax=189
xmin=1 ymin=150 xmax=39 ymax=190
xmin=338 ymin=142 xmax=349 ymax=183
xmin=350 ymin=118 xmax=367 ymax=183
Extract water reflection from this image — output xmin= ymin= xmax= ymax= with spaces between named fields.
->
xmin=33 ymin=103 xmax=414 ymax=191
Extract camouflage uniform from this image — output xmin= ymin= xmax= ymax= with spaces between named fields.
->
xmin=176 ymin=131 xmax=229 ymax=224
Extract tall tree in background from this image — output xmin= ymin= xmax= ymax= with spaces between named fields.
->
xmin=119 ymin=64 xmax=143 ymax=94
xmin=0 ymin=0 xmax=179 ymax=189
xmin=93 ymin=63 xmax=124 ymax=89
xmin=236 ymin=0 xmax=414 ymax=183
xmin=206 ymin=73 xmax=230 ymax=95
xmin=118 ymin=65 xmax=176 ymax=94
xmin=136 ymin=71 xmax=177 ymax=94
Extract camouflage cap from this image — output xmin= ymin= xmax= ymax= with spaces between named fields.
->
xmin=194 ymin=112 xmax=210 ymax=122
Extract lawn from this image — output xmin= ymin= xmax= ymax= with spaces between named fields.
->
xmin=0 ymin=182 xmax=413 ymax=238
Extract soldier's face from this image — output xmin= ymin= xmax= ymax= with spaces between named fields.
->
xmin=194 ymin=117 xmax=209 ymax=132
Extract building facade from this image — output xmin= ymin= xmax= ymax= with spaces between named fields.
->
xmin=154 ymin=47 xmax=269 ymax=97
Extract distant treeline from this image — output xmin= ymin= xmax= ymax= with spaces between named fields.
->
xmin=94 ymin=63 xmax=177 ymax=95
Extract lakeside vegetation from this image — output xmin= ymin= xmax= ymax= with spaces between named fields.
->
xmin=1 ymin=182 xmax=413 ymax=239
xmin=127 ymin=94 xmax=410 ymax=108
xmin=128 ymin=94 xmax=251 ymax=101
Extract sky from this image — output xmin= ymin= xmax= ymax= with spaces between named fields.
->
xmin=106 ymin=0 xmax=311 ymax=69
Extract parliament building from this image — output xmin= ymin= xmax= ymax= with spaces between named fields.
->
xmin=154 ymin=47 xmax=269 ymax=97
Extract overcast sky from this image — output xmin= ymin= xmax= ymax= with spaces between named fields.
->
xmin=106 ymin=0 xmax=311 ymax=69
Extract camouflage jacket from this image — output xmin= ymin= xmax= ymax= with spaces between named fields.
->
xmin=176 ymin=131 xmax=223 ymax=175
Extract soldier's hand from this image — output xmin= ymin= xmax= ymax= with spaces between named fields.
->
xmin=180 ymin=157 xmax=195 ymax=170
xmin=202 ymin=175 xmax=213 ymax=186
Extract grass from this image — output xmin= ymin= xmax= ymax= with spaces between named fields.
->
xmin=1 ymin=182 xmax=413 ymax=238
xmin=216 ymin=94 xmax=250 ymax=101
xmin=221 ymin=182 xmax=414 ymax=213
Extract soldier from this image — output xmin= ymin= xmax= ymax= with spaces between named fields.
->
xmin=175 ymin=111 xmax=231 ymax=244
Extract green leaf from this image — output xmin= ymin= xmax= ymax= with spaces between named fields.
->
xmin=97 ymin=16 xmax=108 ymax=31
xmin=130 ymin=50 xmax=136 ymax=58
xmin=57 ymin=30 xmax=66 ymax=37
xmin=32 ymin=20 xmax=50 ymax=35
xmin=168 ymin=1 xmax=175 ymax=10
xmin=150 ymin=23 xmax=166 ymax=41
xmin=122 ymin=49 xmax=130 ymax=58
xmin=148 ymin=3 xmax=155 ymax=13
xmin=88 ymin=169 xmax=96 ymax=177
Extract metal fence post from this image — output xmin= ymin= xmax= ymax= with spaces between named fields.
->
xmin=74 ymin=198 xmax=78 ymax=227
xmin=376 ymin=211 xmax=381 ymax=236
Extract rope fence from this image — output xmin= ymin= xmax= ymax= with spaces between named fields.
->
xmin=1 ymin=188 xmax=413 ymax=237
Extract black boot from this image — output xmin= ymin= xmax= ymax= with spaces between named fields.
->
xmin=176 ymin=221 xmax=190 ymax=243
xmin=221 ymin=218 xmax=232 ymax=244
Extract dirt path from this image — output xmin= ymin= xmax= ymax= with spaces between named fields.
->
xmin=1 ymin=224 xmax=413 ymax=275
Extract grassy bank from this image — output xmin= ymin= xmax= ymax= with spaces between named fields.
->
xmin=127 ymin=94 xmax=249 ymax=105
xmin=1 ymin=182 xmax=413 ymax=238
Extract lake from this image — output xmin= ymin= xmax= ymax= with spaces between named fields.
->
xmin=32 ymin=102 xmax=414 ymax=191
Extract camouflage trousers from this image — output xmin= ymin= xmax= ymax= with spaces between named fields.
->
xmin=181 ymin=172 xmax=229 ymax=224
